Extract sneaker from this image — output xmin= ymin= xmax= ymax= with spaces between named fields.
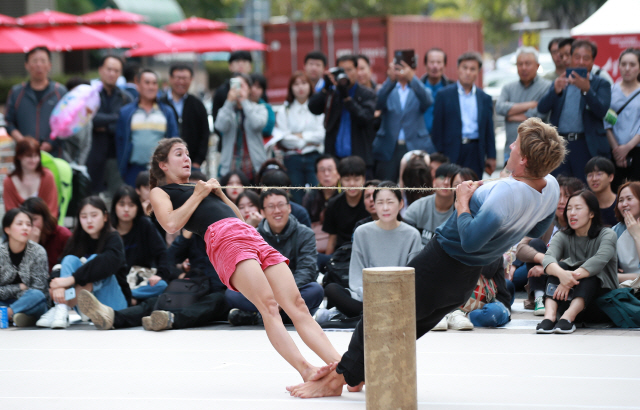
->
xmin=536 ymin=319 xmax=556 ymax=334
xmin=36 ymin=306 xmax=58 ymax=328
xmin=51 ymin=304 xmax=70 ymax=329
xmin=320 ymin=313 xmax=361 ymax=329
xmin=431 ymin=316 xmax=448 ymax=331
xmin=228 ymin=308 xmax=259 ymax=326
xmin=314 ymin=307 xmax=340 ymax=324
xmin=142 ymin=316 xmax=153 ymax=331
xmin=77 ymin=290 xmax=114 ymax=330
xmin=533 ymin=296 xmax=546 ymax=316
xmin=12 ymin=313 xmax=37 ymax=327
xmin=149 ymin=311 xmax=174 ymax=331
xmin=447 ymin=310 xmax=473 ymax=330
xmin=553 ymin=319 xmax=576 ymax=334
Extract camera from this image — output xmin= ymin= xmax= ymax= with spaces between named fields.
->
xmin=328 ymin=67 xmax=350 ymax=87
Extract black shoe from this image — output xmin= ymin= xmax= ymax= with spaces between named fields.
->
xmin=320 ymin=313 xmax=361 ymax=329
xmin=536 ymin=319 xmax=556 ymax=334
xmin=553 ymin=319 xmax=576 ymax=334
xmin=228 ymin=308 xmax=259 ymax=326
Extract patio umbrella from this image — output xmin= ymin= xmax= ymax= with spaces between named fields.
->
xmin=164 ymin=16 xmax=228 ymax=32
xmin=153 ymin=30 xmax=267 ymax=54
xmin=81 ymin=8 xmax=146 ymax=25
xmin=0 ymin=14 xmax=17 ymax=26
xmin=19 ymin=10 xmax=134 ymax=51
xmin=0 ymin=13 xmax=57 ymax=53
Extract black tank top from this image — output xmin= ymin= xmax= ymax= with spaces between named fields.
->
xmin=158 ymin=183 xmax=237 ymax=237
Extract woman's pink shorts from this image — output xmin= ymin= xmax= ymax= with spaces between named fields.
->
xmin=204 ymin=217 xmax=289 ymax=292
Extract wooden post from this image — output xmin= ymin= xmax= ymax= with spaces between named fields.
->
xmin=363 ymin=267 xmax=417 ymax=410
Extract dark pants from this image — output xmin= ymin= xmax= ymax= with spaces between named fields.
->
xmin=457 ymin=140 xmax=483 ymax=178
xmin=526 ymin=238 xmax=549 ymax=296
xmin=325 ymin=283 xmax=363 ymax=318
xmin=113 ymin=291 xmax=230 ymax=329
xmin=87 ymin=133 xmax=113 ymax=194
xmin=336 ymin=238 xmax=483 ymax=386
xmin=612 ymin=147 xmax=640 ymax=193
xmin=551 ymin=138 xmax=592 ymax=183
xmin=374 ymin=142 xmax=408 ymax=182
xmin=224 ymin=282 xmax=324 ymax=316
xmin=284 ymin=152 xmax=320 ymax=204
xmin=544 ymin=266 xmax=610 ymax=323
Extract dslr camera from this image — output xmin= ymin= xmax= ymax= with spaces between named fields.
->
xmin=328 ymin=67 xmax=350 ymax=88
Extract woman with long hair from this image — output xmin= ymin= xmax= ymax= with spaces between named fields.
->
xmin=22 ymin=197 xmax=71 ymax=271
xmin=144 ymin=138 xmax=341 ymax=382
xmin=236 ymin=190 xmax=263 ymax=228
xmin=612 ymin=181 xmax=640 ymax=283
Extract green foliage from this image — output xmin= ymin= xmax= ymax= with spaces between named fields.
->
xmin=204 ymin=61 xmax=232 ymax=90
xmin=57 ymin=0 xmax=96 ymax=15
xmin=174 ymin=0 xmax=244 ymax=20
xmin=536 ymin=0 xmax=607 ymax=28
xmin=272 ymin=0 xmax=429 ymax=19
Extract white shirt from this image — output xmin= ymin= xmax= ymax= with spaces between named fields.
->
xmin=396 ymin=82 xmax=411 ymax=142
xmin=273 ymin=99 xmax=326 ymax=155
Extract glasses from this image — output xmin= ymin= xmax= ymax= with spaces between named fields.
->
xmin=264 ymin=203 xmax=288 ymax=212
xmin=587 ymin=171 xmax=605 ymax=180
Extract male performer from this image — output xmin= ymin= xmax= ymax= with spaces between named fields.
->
xmin=287 ymin=117 xmax=567 ymax=397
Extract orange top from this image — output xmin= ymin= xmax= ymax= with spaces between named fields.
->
xmin=3 ymin=168 xmax=59 ymax=218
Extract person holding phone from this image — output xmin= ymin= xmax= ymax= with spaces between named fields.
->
xmin=536 ymin=190 xmax=618 ymax=334
xmin=538 ymin=39 xmax=612 ymax=183
xmin=373 ymin=51 xmax=434 ymax=182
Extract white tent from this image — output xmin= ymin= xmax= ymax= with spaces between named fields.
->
xmin=571 ymin=0 xmax=640 ymax=36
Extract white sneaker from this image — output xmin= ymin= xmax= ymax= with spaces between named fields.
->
xmin=36 ymin=306 xmax=57 ymax=328
xmin=432 ymin=316 xmax=448 ymax=331
xmin=51 ymin=304 xmax=70 ymax=329
xmin=314 ymin=307 xmax=340 ymax=324
xmin=447 ymin=310 xmax=474 ymax=331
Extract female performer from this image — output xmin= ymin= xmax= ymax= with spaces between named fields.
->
xmin=148 ymin=137 xmax=341 ymax=382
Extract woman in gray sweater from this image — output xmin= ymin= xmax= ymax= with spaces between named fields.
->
xmin=537 ymin=190 xmax=618 ymax=334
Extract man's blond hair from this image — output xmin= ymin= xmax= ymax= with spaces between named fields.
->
xmin=517 ymin=118 xmax=567 ymax=178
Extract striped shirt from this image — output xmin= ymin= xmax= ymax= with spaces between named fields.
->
xmin=130 ymin=104 xmax=167 ymax=165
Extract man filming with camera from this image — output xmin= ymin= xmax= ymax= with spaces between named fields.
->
xmin=309 ymin=55 xmax=377 ymax=177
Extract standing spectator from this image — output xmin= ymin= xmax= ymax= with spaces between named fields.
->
xmin=62 ymin=77 xmax=93 ymax=165
xmin=538 ymin=40 xmax=612 ymax=182
xmin=89 ymin=55 xmax=132 ymax=194
xmin=545 ymin=38 xmax=572 ymax=81
xmin=304 ymin=51 xmax=328 ymax=92
xmin=585 ymin=157 xmax=618 ymax=227
xmin=309 ymin=55 xmax=377 ymax=174
xmin=432 ymin=52 xmax=496 ymax=178
xmin=22 ymin=197 xmax=71 ymax=272
xmin=211 ymin=51 xmax=253 ymax=130
xmin=225 ymin=189 xmax=324 ymax=325
xmin=421 ymin=48 xmax=454 ymax=134
xmin=322 ymin=156 xmax=370 ymax=254
xmin=274 ymin=71 xmax=325 ymax=204
xmin=495 ymin=48 xmax=551 ymax=163
xmin=302 ymin=154 xmax=340 ymax=224
xmin=121 ymin=62 xmax=140 ymax=100
xmin=215 ymin=73 xmax=268 ymax=181
xmin=159 ymin=64 xmax=210 ymax=170
xmin=607 ymin=48 xmax=640 ymax=187
xmin=116 ymin=69 xmax=179 ymax=187
xmin=249 ymin=73 xmax=276 ymax=140
xmin=3 ymin=137 xmax=58 ymax=218
xmin=374 ymin=60 xmax=434 ymax=182
xmin=356 ymin=55 xmax=377 ymax=90
xmin=4 ymin=46 xmax=67 ymax=155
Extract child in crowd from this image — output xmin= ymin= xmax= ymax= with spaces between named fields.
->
xmin=22 ymin=197 xmax=71 ymax=272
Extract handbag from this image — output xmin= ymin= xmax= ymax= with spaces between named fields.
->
xmin=596 ymin=288 xmax=640 ymax=328
xmin=459 ymin=275 xmax=498 ymax=313
xmin=604 ymin=88 xmax=640 ymax=125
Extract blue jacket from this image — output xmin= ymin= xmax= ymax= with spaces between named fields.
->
xmin=115 ymin=100 xmax=179 ymax=178
xmin=431 ymin=83 xmax=496 ymax=164
xmin=537 ymin=75 xmax=611 ymax=157
xmin=373 ymin=77 xmax=434 ymax=161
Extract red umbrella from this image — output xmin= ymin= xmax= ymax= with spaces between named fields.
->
xmin=17 ymin=10 xmax=80 ymax=26
xmin=85 ymin=22 xmax=194 ymax=56
xmin=0 ymin=26 xmax=57 ymax=53
xmin=0 ymin=13 xmax=18 ymax=26
xmin=81 ymin=8 xmax=147 ymax=25
xmin=164 ymin=16 xmax=228 ymax=33
xmin=152 ymin=30 xmax=267 ymax=55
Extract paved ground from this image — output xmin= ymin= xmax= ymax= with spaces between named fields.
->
xmin=2 ymin=299 xmax=639 ymax=410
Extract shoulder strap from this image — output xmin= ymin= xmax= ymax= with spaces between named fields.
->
xmin=617 ymin=89 xmax=640 ymax=115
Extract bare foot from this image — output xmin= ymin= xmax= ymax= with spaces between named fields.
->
xmin=307 ymin=362 xmax=337 ymax=382
xmin=287 ymin=369 xmax=345 ymax=398
xmin=347 ymin=382 xmax=364 ymax=392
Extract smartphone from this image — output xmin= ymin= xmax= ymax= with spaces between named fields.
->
xmin=64 ymin=287 xmax=76 ymax=301
xmin=545 ymin=282 xmax=574 ymax=301
xmin=394 ymin=49 xmax=417 ymax=69
xmin=230 ymin=77 xmax=241 ymax=90
xmin=565 ymin=67 xmax=588 ymax=78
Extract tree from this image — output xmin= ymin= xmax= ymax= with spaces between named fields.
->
xmin=536 ymin=0 xmax=606 ymax=29
xmin=57 ymin=0 xmax=95 ymax=15
xmin=175 ymin=0 xmax=244 ymax=20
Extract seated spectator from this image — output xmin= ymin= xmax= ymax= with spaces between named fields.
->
xmin=224 ymin=189 xmax=323 ymax=326
xmin=215 ymin=73 xmax=268 ymax=182
xmin=256 ymin=158 xmax=287 ymax=184
xmin=404 ymin=163 xmax=459 ymax=245
xmin=22 ymin=197 xmax=71 ymax=271
xmin=62 ymin=77 xmax=93 ymax=165
xmin=323 ymin=156 xmax=370 ymax=254
xmin=354 ymin=179 xmax=381 ymax=230
xmin=428 ymin=152 xmax=449 ymax=181
xmin=111 ymin=185 xmax=170 ymax=304
xmin=302 ymin=154 xmax=340 ymax=224
xmin=452 ymin=167 xmax=479 ymax=185
xmin=249 ymin=73 xmax=276 ymax=140
xmin=0 ymin=209 xmax=49 ymax=327
xmin=219 ymin=170 xmax=250 ymax=204
xmin=399 ymin=150 xmax=431 ymax=188
xmin=536 ymin=190 xmax=618 ymax=334
xmin=236 ymin=190 xmax=263 ymax=228
xmin=317 ymin=181 xmax=422 ymax=326
xmin=613 ymin=181 xmax=640 ymax=283
xmin=585 ymin=156 xmax=618 ymax=226
xmin=3 ymin=137 xmax=58 ymax=218
xmin=401 ymin=155 xmax=433 ymax=208
xmin=274 ymin=71 xmax=326 ymax=204
xmin=259 ymin=169 xmax=312 ymax=228
xmin=36 ymin=196 xmax=127 ymax=329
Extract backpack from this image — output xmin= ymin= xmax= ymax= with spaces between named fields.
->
xmin=322 ymin=241 xmax=352 ymax=288
xmin=153 ymin=275 xmax=211 ymax=311
xmin=596 ymin=288 xmax=640 ymax=328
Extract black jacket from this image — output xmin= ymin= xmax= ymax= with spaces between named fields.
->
xmin=419 ymin=74 xmax=454 ymax=88
xmin=159 ymin=93 xmax=210 ymax=165
xmin=308 ymin=84 xmax=377 ymax=166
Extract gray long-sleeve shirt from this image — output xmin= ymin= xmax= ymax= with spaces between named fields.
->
xmin=349 ymin=221 xmax=423 ymax=301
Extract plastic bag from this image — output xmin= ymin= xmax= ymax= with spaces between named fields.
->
xmin=49 ymin=82 xmax=102 ymax=140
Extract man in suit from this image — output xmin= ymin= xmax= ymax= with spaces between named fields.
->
xmin=309 ymin=55 xmax=377 ymax=176
xmin=432 ymin=52 xmax=496 ymax=178
xmin=373 ymin=60 xmax=433 ymax=181
xmin=159 ymin=64 xmax=210 ymax=170
xmin=537 ymin=39 xmax=611 ymax=182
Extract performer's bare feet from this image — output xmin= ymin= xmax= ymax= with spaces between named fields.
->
xmin=306 ymin=362 xmax=337 ymax=381
xmin=287 ymin=364 xmax=345 ymax=398
xmin=347 ymin=382 xmax=364 ymax=392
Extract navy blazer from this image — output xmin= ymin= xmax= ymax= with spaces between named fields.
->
xmin=537 ymin=75 xmax=611 ymax=157
xmin=373 ymin=77 xmax=434 ymax=161
xmin=431 ymin=83 xmax=496 ymax=165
